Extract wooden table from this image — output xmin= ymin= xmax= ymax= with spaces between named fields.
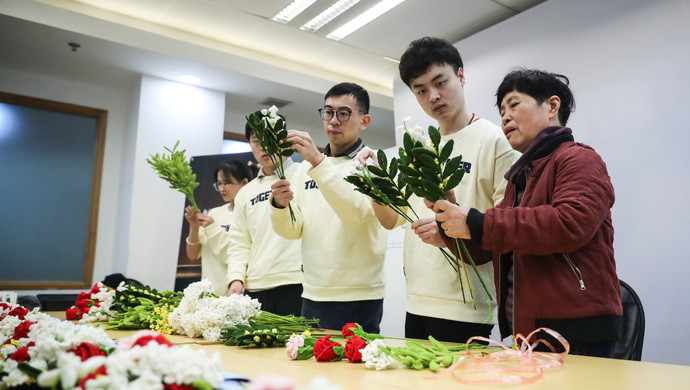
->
xmin=53 ymin=313 xmax=690 ymax=389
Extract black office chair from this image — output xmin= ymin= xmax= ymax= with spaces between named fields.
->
xmin=612 ymin=280 xmax=645 ymax=361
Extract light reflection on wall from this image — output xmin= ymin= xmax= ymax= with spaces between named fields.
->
xmin=222 ymin=139 xmax=251 ymax=154
xmin=0 ymin=103 xmax=18 ymax=143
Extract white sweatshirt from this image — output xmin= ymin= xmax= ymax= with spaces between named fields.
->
xmin=227 ymin=161 xmax=302 ymax=291
xmin=399 ymin=119 xmax=520 ymax=323
xmin=197 ymin=204 xmax=234 ymax=296
xmin=270 ymin=154 xmax=388 ymax=302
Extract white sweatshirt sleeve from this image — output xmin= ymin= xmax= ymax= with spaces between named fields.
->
xmin=307 ymin=157 xmax=375 ymax=225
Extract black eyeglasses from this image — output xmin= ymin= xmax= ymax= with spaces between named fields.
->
xmin=318 ymin=108 xmax=364 ymax=122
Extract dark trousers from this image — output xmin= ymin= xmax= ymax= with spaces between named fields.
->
xmin=245 ymin=284 xmax=303 ymax=317
xmin=301 ymin=298 xmax=383 ymax=334
xmin=405 ymin=312 xmax=493 ymax=343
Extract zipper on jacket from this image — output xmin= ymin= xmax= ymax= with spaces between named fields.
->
xmin=563 ymin=253 xmax=586 ymax=290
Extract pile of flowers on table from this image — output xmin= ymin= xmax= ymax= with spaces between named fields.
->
xmin=1 ymin=302 xmax=224 ymax=389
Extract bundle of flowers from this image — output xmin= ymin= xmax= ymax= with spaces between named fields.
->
xmin=168 ymin=280 xmax=260 ymax=342
xmin=37 ymin=330 xmax=224 ymax=390
xmin=65 ymin=283 xmax=117 ymax=322
xmin=1 ymin=302 xmax=115 ymax=389
xmin=105 ymin=284 xmax=182 ymax=334
xmin=346 ymin=117 xmax=493 ymax=310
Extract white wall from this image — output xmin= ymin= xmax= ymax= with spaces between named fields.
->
xmin=125 ymin=75 xmax=225 ymax=290
xmin=0 ymin=67 xmax=133 ymax=294
xmin=394 ymin=0 xmax=690 ymax=365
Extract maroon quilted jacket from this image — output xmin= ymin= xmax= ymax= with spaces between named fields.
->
xmin=468 ymin=132 xmax=622 ymax=343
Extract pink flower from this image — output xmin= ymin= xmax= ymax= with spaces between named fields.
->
xmin=285 ymin=335 xmax=305 ymax=360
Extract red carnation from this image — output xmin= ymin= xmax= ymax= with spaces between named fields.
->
xmin=0 ymin=303 xmax=11 ymax=311
xmin=313 ymin=335 xmax=342 ymax=362
xmin=9 ymin=342 xmax=34 ymax=362
xmin=342 ymin=323 xmax=359 ymax=339
xmin=163 ymin=384 xmax=195 ymax=390
xmin=66 ymin=307 xmax=82 ymax=320
xmin=78 ymin=366 xmax=107 ymax=389
xmin=344 ymin=336 xmax=367 ymax=363
xmin=90 ymin=284 xmax=101 ymax=294
xmin=7 ymin=307 xmax=29 ymax=320
xmin=68 ymin=342 xmax=107 ymax=361
xmin=132 ymin=334 xmax=174 ymax=348
xmin=75 ymin=298 xmax=91 ymax=310
xmin=77 ymin=292 xmax=90 ymax=301
xmin=11 ymin=321 xmax=35 ymax=340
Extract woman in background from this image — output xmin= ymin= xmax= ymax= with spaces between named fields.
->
xmin=184 ymin=160 xmax=252 ymax=295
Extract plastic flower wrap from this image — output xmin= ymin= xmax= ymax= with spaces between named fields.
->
xmin=168 ymin=279 xmax=261 ymax=341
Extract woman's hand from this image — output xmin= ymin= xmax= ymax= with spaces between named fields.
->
xmin=196 ymin=214 xmax=215 ymax=228
xmin=184 ymin=206 xmax=200 ymax=228
xmin=432 ymin=200 xmax=471 ymax=239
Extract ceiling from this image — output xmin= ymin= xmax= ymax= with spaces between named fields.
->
xmin=0 ymin=0 xmax=546 ymax=148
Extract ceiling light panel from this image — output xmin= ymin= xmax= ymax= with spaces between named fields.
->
xmin=327 ymin=0 xmax=405 ymax=41
xmin=300 ymin=0 xmax=362 ymax=32
xmin=272 ymin=0 xmax=318 ymax=23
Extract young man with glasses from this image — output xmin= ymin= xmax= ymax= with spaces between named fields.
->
xmin=224 ymin=111 xmax=303 ymax=316
xmin=269 ymin=82 xmax=388 ymax=333
xmin=360 ymin=37 xmax=520 ymax=342
xmin=184 ymin=160 xmax=252 ymax=295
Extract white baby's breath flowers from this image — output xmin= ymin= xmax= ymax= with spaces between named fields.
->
xmin=168 ymin=279 xmax=261 ymax=341
xmin=360 ymin=339 xmax=401 ymax=371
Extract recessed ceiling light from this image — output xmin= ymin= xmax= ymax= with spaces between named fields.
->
xmin=300 ymin=0 xmax=362 ymax=32
xmin=327 ymin=0 xmax=406 ymax=41
xmin=272 ymin=0 xmax=317 ymax=24
xmin=178 ymin=75 xmax=202 ymax=85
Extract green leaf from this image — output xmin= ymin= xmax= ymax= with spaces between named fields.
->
xmin=411 ymin=147 xmax=436 ymax=159
xmin=439 ymin=139 xmax=454 ymax=162
xmin=389 ymin=158 xmax=399 ymax=180
xmin=422 ymin=179 xmax=445 ymax=200
xmin=418 ymin=154 xmax=440 ymax=173
xmin=428 ymin=126 xmax=441 ymax=150
xmin=420 ymin=166 xmax=440 ymax=181
xmin=442 ymin=156 xmax=462 ymax=179
xmin=444 ymin=168 xmax=466 ymax=191
xmin=397 ymin=164 xmax=418 ymax=177
xmin=281 ymin=149 xmax=294 ymax=157
xmin=367 ymin=166 xmax=388 ymax=178
xmin=376 ymin=149 xmax=388 ymax=171
xmin=403 ymin=132 xmax=414 ymax=155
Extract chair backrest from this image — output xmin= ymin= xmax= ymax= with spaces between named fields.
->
xmin=612 ymin=280 xmax=645 ymax=361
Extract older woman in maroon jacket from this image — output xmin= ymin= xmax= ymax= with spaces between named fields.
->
xmin=427 ymin=69 xmax=622 ymax=358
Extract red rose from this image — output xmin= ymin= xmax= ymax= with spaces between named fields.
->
xmin=132 ymin=334 xmax=174 ymax=348
xmin=77 ymin=292 xmax=90 ymax=301
xmin=344 ymin=336 xmax=367 ymax=363
xmin=7 ymin=307 xmax=29 ymax=320
xmin=68 ymin=342 xmax=107 ymax=361
xmin=75 ymin=298 xmax=91 ymax=310
xmin=78 ymin=366 xmax=107 ymax=389
xmin=341 ymin=323 xmax=359 ymax=339
xmin=11 ymin=321 xmax=35 ymax=340
xmin=66 ymin=307 xmax=82 ymax=320
xmin=90 ymin=284 xmax=101 ymax=294
xmin=313 ymin=335 xmax=342 ymax=362
xmin=0 ymin=303 xmax=11 ymax=311
xmin=163 ymin=384 xmax=195 ymax=390
xmin=9 ymin=342 xmax=34 ymax=362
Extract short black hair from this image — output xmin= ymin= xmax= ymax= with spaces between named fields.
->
xmin=244 ymin=110 xmax=287 ymax=141
xmin=213 ymin=159 xmax=252 ymax=184
xmin=324 ymin=82 xmax=370 ymax=114
xmin=496 ymin=68 xmax=575 ymax=126
xmin=399 ymin=36 xmax=463 ymax=87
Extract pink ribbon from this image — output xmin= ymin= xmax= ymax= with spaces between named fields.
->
xmin=425 ymin=328 xmax=569 ymax=384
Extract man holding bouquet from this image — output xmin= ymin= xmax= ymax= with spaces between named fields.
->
xmin=269 ymin=82 xmax=388 ymax=333
xmin=363 ymin=37 xmax=520 ymax=342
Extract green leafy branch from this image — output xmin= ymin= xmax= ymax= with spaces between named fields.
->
xmin=147 ymin=141 xmax=200 ymax=212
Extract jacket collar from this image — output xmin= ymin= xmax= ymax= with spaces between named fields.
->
xmin=505 ymin=126 xmax=574 ymax=183
xmin=324 ymin=138 xmax=365 ymax=158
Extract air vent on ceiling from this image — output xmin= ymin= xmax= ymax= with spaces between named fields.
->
xmin=259 ymin=97 xmax=292 ymax=108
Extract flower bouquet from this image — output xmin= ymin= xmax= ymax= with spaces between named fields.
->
xmin=245 ymin=105 xmax=296 ymax=225
xmin=65 ymin=283 xmax=117 ymax=322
